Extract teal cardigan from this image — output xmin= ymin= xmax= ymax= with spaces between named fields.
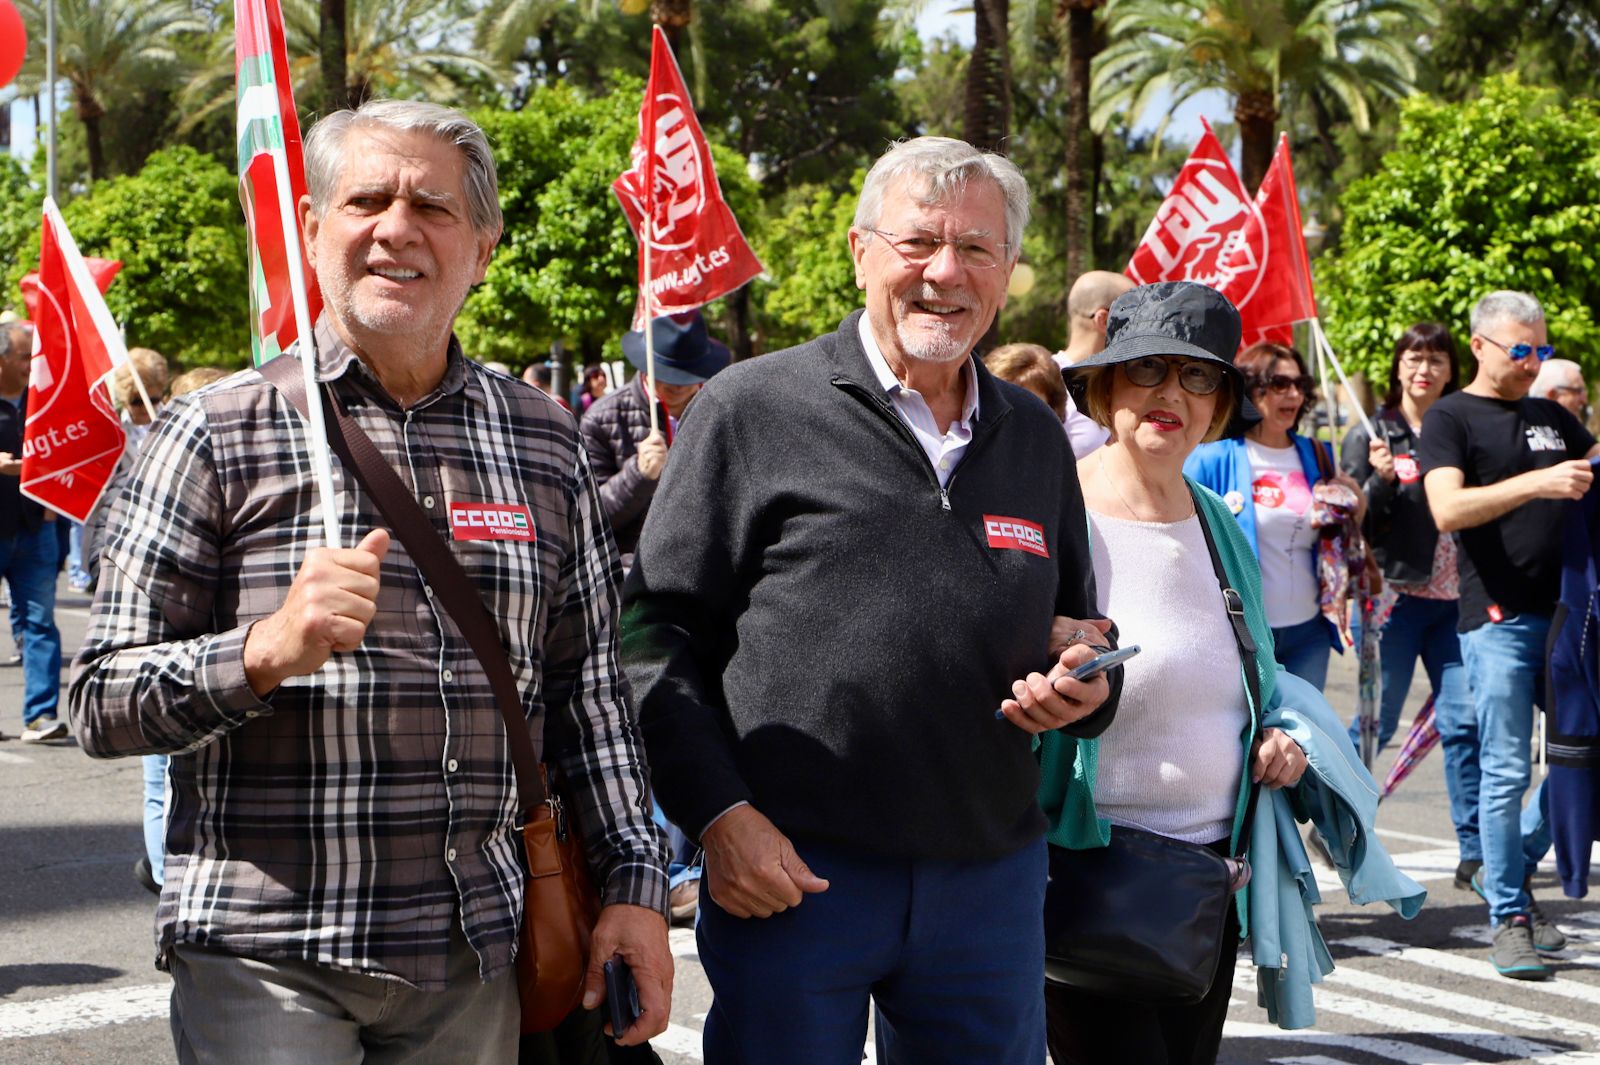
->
xmin=1036 ymin=479 xmax=1277 ymax=931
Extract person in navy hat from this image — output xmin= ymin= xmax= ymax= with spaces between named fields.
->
xmin=580 ymin=309 xmax=731 ymax=574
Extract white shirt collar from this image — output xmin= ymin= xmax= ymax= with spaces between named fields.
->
xmin=857 ymin=313 xmax=980 ymax=422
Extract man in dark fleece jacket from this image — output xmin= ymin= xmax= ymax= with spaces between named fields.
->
xmin=622 ymin=137 xmax=1120 ymax=1065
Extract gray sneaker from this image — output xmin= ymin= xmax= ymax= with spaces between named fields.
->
xmin=1489 ymin=915 xmax=1552 ymax=980
xmin=1527 ymin=895 xmax=1568 ymax=953
xmin=19 ymin=718 xmax=68 ymax=744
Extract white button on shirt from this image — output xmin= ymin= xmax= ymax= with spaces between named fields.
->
xmin=858 ymin=315 xmax=980 ymax=488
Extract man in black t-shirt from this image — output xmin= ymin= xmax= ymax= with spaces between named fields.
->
xmin=1420 ymin=290 xmax=1598 ymax=981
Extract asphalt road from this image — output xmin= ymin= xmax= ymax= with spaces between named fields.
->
xmin=3 ymin=576 xmax=1597 ymax=1064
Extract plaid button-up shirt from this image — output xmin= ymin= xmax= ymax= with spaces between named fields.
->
xmin=70 ymin=324 xmax=667 ymax=989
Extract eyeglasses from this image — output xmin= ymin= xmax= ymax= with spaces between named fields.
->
xmin=862 ymin=227 xmax=1010 ymax=270
xmin=1478 ymin=334 xmax=1555 ymax=362
xmin=1397 ymin=352 xmax=1452 ymax=371
xmin=1254 ymin=373 xmax=1314 ymax=395
xmin=1122 ymin=356 xmax=1226 ymax=396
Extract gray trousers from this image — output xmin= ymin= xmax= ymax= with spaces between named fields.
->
xmin=169 ymin=922 xmax=519 ymax=1065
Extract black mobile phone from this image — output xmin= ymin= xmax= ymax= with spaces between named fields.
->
xmin=602 ymin=956 xmax=642 ymax=1035
xmin=1064 ymin=644 xmax=1141 ymax=682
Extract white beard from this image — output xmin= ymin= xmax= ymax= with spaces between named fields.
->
xmin=896 ymin=318 xmax=971 ymax=364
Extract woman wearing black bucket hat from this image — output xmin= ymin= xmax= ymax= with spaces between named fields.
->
xmin=1037 ymin=281 xmax=1307 ymax=1064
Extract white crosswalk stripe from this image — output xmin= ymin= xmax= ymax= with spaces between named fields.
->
xmin=0 ymin=984 xmax=168 ymax=1038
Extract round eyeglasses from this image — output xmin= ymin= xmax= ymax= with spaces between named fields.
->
xmin=1122 ymin=356 xmax=1226 ymax=396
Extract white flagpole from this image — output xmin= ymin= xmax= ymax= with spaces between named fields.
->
xmin=644 ymin=213 xmax=658 ymax=436
xmin=1310 ymin=318 xmax=1376 ymax=442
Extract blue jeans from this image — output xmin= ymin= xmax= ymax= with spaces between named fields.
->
xmin=1459 ymin=615 xmax=1555 ymax=923
xmin=650 ymin=802 xmax=701 ymax=891
xmin=66 ymin=521 xmax=89 ymax=585
xmin=1272 ymin=615 xmax=1332 ymax=691
xmin=697 ymin=836 xmax=1046 ymax=1065
xmin=143 ymin=754 xmax=169 ymax=886
xmin=0 ymin=525 xmax=63 ymax=725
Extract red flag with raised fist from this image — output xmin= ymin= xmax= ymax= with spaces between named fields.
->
xmin=20 ymin=199 xmax=130 ymax=523
xmin=1126 ymin=120 xmax=1253 ymax=289
xmin=613 ymin=25 xmax=762 ymax=329
xmin=1216 ymin=134 xmax=1317 ymax=347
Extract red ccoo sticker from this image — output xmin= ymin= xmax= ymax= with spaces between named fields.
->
xmin=449 ymin=502 xmax=536 ymax=542
xmin=984 ymin=515 xmax=1049 ymax=558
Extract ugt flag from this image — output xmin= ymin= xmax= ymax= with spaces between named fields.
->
xmin=1126 ymin=119 xmax=1253 ymax=290
xmin=236 ymin=0 xmax=320 ymax=366
xmin=1214 ymin=134 xmax=1317 ymax=348
xmin=20 ymin=199 xmax=129 ymax=523
xmin=613 ymin=25 xmax=762 ymax=330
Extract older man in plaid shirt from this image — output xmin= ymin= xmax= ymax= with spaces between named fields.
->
xmin=69 ymin=100 xmax=670 ymax=1063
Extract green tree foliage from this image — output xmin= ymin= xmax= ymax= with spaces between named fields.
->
xmin=1092 ymin=0 xmax=1431 ymax=192
xmin=1428 ymin=1 xmax=1600 ymax=103
xmin=0 ymin=156 xmax=45 ymax=311
xmin=1318 ymin=76 xmax=1600 ymax=381
xmin=7 ymin=146 xmax=249 ymax=369
xmin=456 ymin=78 xmax=763 ymax=367
xmin=752 ymin=177 xmax=863 ymax=351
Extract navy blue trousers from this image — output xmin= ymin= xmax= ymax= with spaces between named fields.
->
xmin=696 ymin=835 xmax=1047 ymax=1065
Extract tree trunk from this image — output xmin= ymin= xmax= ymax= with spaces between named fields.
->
xmin=1236 ymin=90 xmax=1278 ymax=195
xmin=1061 ymin=0 xmax=1098 ymax=281
xmin=963 ymin=0 xmax=1011 ymax=155
xmin=76 ymin=89 xmax=107 ymax=182
xmin=321 ymin=0 xmax=349 ymax=112
xmin=651 ymin=0 xmax=691 ymax=48
xmin=726 ymin=285 xmax=753 ymax=362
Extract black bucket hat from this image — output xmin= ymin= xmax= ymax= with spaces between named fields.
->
xmin=621 ymin=310 xmax=732 ymax=386
xmin=1063 ymin=281 xmax=1256 ymax=423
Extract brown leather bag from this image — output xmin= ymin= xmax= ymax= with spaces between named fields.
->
xmin=259 ymin=356 xmax=601 ymax=1033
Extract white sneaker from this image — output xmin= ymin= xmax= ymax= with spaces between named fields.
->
xmin=20 ymin=719 xmax=68 ymax=744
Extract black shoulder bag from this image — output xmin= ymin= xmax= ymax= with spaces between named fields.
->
xmin=1042 ymin=492 xmax=1263 ymax=1004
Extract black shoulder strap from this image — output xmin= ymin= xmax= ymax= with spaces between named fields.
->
xmin=1189 ymin=484 xmax=1264 ymax=858
xmin=258 ymin=355 xmax=548 ymax=819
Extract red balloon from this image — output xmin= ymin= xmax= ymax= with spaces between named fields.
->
xmin=0 ymin=0 xmax=26 ymax=91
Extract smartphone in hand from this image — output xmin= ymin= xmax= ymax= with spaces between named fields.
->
xmin=1063 ymin=644 xmax=1141 ymax=683
xmin=603 ymin=956 xmax=642 ymax=1036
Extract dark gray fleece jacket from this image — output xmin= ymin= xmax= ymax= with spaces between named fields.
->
xmin=621 ymin=311 xmax=1119 ymax=862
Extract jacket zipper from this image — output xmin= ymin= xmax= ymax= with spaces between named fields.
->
xmin=834 ymin=377 xmax=1011 ymax=512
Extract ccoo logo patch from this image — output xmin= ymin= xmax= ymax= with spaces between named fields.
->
xmin=449 ymin=502 xmax=536 ymax=542
xmin=984 ymin=515 xmax=1049 ymax=558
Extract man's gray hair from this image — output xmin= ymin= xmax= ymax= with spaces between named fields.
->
xmin=1 ymin=319 xmax=32 ymax=358
xmin=1531 ymin=358 xmax=1584 ymax=398
xmin=853 ymin=137 xmax=1030 ymax=259
xmin=304 ymin=99 xmax=502 ymax=236
xmin=1470 ymin=290 xmax=1544 ymax=336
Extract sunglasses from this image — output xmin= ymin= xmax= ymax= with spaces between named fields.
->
xmin=1478 ymin=334 xmax=1555 ymax=362
xmin=1122 ymin=356 xmax=1226 ymax=396
xmin=1254 ymin=373 xmax=1314 ymax=396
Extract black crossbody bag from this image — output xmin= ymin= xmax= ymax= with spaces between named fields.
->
xmin=1042 ymin=489 xmax=1263 ymax=1004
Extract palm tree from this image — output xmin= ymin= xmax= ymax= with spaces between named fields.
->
xmin=182 ymin=0 xmax=504 ymax=131
xmin=15 ymin=0 xmax=205 ymax=182
xmin=1058 ymin=0 xmax=1101 ymax=278
xmin=964 ymin=0 xmax=1011 ymax=154
xmin=1091 ymin=0 xmax=1433 ymax=193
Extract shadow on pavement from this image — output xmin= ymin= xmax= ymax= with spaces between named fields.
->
xmin=0 ymin=822 xmax=151 ymax=919
xmin=0 ymin=962 xmax=123 ymax=996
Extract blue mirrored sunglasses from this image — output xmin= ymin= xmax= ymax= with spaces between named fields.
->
xmin=1479 ymin=334 xmax=1555 ymax=362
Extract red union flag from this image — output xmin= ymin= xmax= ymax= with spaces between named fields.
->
xmin=613 ymin=26 xmax=762 ymax=329
xmin=1216 ymin=134 xmax=1317 ymax=347
xmin=20 ymin=200 xmax=129 ymax=522
xmin=1126 ymin=120 xmax=1253 ymax=289
xmin=236 ymin=0 xmax=320 ymax=365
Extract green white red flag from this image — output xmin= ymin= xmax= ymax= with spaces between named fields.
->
xmin=613 ymin=25 xmax=762 ymax=331
xmin=235 ymin=0 xmax=320 ymax=366
xmin=19 ymin=199 xmax=129 ymax=523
